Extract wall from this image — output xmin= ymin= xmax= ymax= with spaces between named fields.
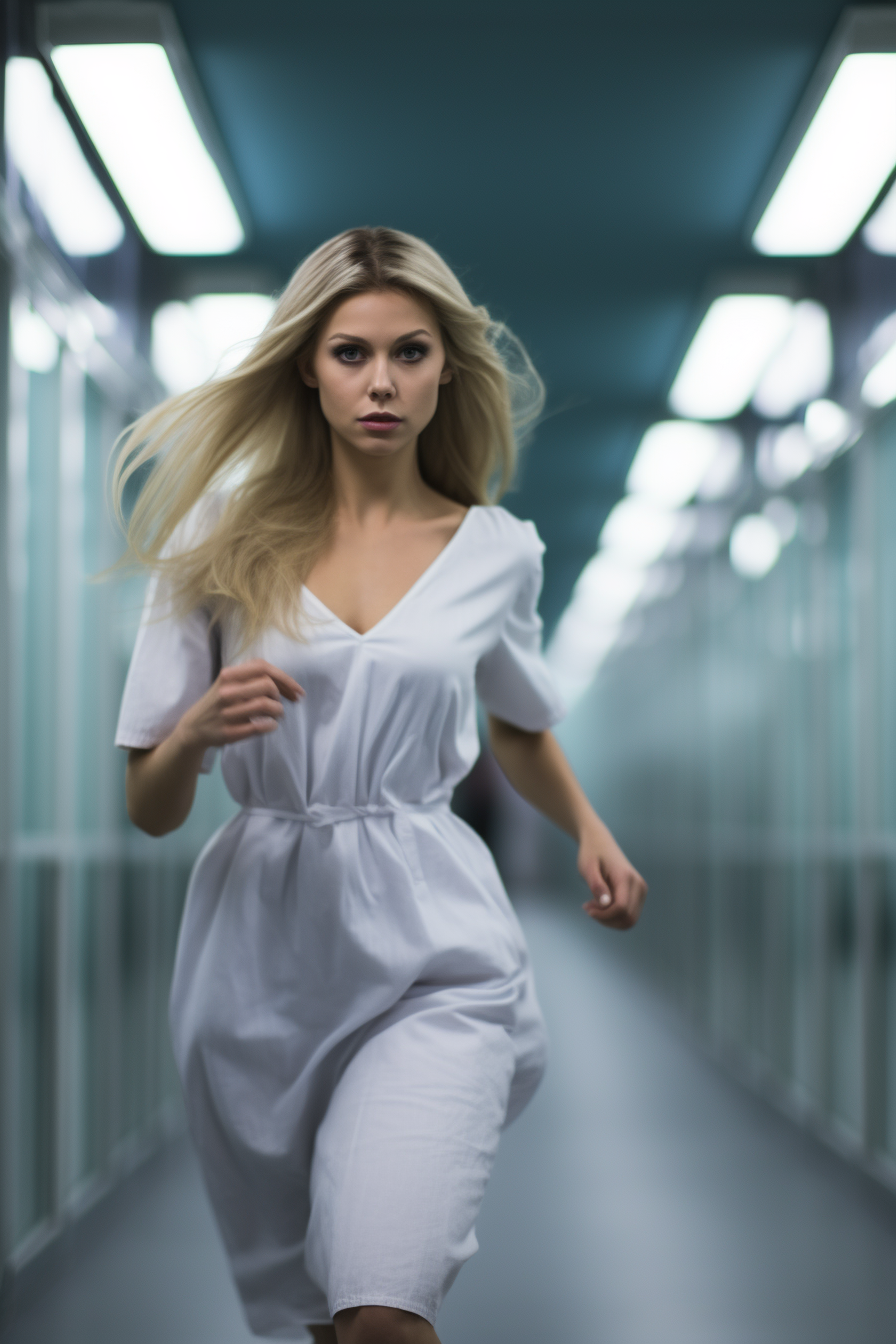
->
xmin=0 ymin=205 xmax=237 ymax=1294
xmin=555 ymin=406 xmax=896 ymax=1186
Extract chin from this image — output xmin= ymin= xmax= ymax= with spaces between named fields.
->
xmin=351 ymin=433 xmax=414 ymax=456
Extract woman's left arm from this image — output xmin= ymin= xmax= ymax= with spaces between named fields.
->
xmin=487 ymin=715 xmax=647 ymax=929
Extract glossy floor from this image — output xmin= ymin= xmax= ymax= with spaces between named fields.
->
xmin=4 ymin=895 xmax=896 ymax=1344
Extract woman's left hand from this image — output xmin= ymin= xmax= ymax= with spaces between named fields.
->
xmin=578 ymin=824 xmax=647 ymax=930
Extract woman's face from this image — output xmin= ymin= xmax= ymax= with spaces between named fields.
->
xmin=300 ymin=288 xmax=452 ymax=459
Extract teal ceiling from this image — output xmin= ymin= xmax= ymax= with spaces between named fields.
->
xmin=169 ymin=0 xmax=859 ymax=628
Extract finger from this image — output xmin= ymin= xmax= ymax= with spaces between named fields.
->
xmin=222 ymin=664 xmax=304 ymax=702
xmin=584 ymin=875 xmax=644 ymax=927
xmin=223 ymin=718 xmax=280 ymax=741
xmin=582 ymin=860 xmax=612 ymax=907
xmin=589 ymin=882 xmax=613 ymax=910
xmin=583 ymin=902 xmax=632 ymax=929
xmin=222 ymin=695 xmax=285 ymax=722
xmin=220 ymin=676 xmax=284 ymax=705
xmin=605 ymin=866 xmax=640 ymax=911
xmin=246 ymin=660 xmax=304 ymax=700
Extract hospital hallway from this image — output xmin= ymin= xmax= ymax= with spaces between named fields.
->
xmin=3 ymin=892 xmax=896 ymax=1344
xmin=8 ymin=2 xmax=896 ymax=1337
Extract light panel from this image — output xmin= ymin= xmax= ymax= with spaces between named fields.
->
xmin=863 ymin=178 xmax=896 ymax=254
xmin=11 ymin=302 xmax=59 ymax=373
xmin=4 ymin=57 xmax=124 ymax=256
xmin=729 ymin=515 xmax=781 ymax=579
xmin=599 ymin=496 xmax=679 ymax=566
xmin=151 ymin=293 xmax=275 ymax=394
xmin=803 ymin=398 xmax=851 ymax=453
xmin=697 ymin=434 xmax=743 ymax=501
xmin=862 ymin=341 xmax=896 ymax=408
xmin=753 ymin=53 xmax=896 ymax=256
xmin=573 ymin=551 xmax=647 ymax=622
xmin=626 ymin=420 xmax=733 ymax=507
xmin=51 ymin=43 xmax=244 ymax=254
xmin=755 ymin=425 xmax=814 ymax=490
xmin=752 ymin=300 xmax=832 ymax=418
xmin=544 ymin=552 xmax=644 ymax=705
xmin=669 ymin=294 xmax=793 ymax=420
xmin=545 ymin=608 xmax=622 ymax=708
xmin=861 ymin=313 xmax=896 ymax=408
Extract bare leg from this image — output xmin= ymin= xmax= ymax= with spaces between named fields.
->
xmin=309 ymin=1326 xmax=338 ymax=1343
xmin=334 ymin=1304 xmax=440 ymax=1343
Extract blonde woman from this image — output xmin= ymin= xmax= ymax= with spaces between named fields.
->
xmin=114 ymin=227 xmax=646 ymax=1344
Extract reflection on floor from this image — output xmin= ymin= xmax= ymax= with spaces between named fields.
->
xmin=5 ymin=894 xmax=896 ymax=1344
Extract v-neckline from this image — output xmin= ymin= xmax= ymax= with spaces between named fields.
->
xmin=302 ymin=505 xmax=479 ymax=641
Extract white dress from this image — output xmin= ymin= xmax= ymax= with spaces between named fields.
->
xmin=115 ymin=502 xmax=565 ymax=1339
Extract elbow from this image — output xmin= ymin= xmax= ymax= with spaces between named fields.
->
xmin=126 ymin=800 xmax=174 ymax=838
xmin=125 ymin=750 xmax=181 ymax=837
xmin=125 ymin=782 xmax=181 ymax=837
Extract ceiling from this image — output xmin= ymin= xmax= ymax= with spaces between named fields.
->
xmin=165 ymin=0 xmax=862 ymax=629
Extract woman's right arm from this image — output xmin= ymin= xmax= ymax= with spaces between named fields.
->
xmin=126 ymin=659 xmax=303 ymax=836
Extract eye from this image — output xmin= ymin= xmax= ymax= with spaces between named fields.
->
xmin=398 ymin=343 xmax=429 ymax=362
xmin=334 ymin=344 xmax=365 ymax=363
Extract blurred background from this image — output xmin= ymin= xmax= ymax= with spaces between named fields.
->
xmin=3 ymin=1 xmax=896 ymax=1341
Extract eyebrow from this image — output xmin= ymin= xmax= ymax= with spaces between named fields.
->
xmin=326 ymin=328 xmax=432 ymax=344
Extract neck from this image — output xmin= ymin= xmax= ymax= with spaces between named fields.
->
xmin=329 ymin=431 xmax=429 ymax=525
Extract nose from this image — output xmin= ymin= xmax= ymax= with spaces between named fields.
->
xmin=367 ymin=354 xmax=396 ymax=402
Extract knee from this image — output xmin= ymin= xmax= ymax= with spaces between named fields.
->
xmin=334 ymin=1304 xmax=431 ymax=1344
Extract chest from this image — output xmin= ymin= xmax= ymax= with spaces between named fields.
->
xmin=304 ymin=516 xmax=467 ymax=638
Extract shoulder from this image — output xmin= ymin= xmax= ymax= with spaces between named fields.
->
xmin=471 ymin=504 xmax=544 ymax=553
xmin=470 ymin=504 xmax=545 ymax=571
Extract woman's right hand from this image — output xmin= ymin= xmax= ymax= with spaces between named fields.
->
xmin=177 ymin=659 xmax=304 ymax=750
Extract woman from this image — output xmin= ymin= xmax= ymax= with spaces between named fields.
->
xmin=114 ymin=227 xmax=646 ymax=1344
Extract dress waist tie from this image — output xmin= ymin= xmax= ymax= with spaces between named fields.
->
xmin=240 ymin=800 xmax=450 ymax=828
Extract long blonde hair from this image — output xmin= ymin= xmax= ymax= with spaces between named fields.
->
xmin=112 ymin=226 xmax=544 ymax=645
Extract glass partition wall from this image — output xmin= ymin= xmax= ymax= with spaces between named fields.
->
xmin=0 ymin=212 xmax=236 ymax=1288
xmin=555 ymin=405 xmax=896 ymax=1189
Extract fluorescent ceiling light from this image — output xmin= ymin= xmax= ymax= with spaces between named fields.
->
xmin=803 ymin=398 xmax=852 ymax=453
xmin=546 ymin=608 xmax=621 ymax=708
xmin=755 ymin=425 xmax=814 ymax=489
xmin=11 ymin=301 xmax=60 ymax=373
xmin=861 ymin=342 xmax=896 ymax=408
xmin=599 ymin=496 xmax=680 ymax=567
xmin=753 ymin=52 xmax=896 ymax=256
xmin=669 ymin=294 xmax=793 ymax=420
xmin=697 ymin=435 xmax=743 ymax=501
xmin=752 ymin=300 xmax=832 ymax=418
xmin=729 ymin=515 xmax=781 ymax=579
xmin=4 ymin=57 xmax=124 ymax=256
xmin=860 ymin=313 xmax=896 ymax=407
xmin=664 ymin=509 xmax=699 ymax=556
xmin=863 ymin=179 xmax=896 ymax=254
xmin=548 ymin=609 xmax=621 ymax=665
xmin=151 ymin=293 xmax=275 ymax=394
xmin=573 ymin=551 xmax=647 ymax=623
xmin=50 ymin=42 xmax=244 ymax=254
xmin=637 ymin=561 xmax=685 ymax=605
xmin=626 ymin=420 xmax=736 ymax=507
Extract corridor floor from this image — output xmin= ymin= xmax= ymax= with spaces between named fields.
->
xmin=4 ymin=894 xmax=896 ymax=1344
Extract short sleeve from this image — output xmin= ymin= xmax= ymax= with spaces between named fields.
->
xmin=475 ymin=520 xmax=566 ymax=731
xmin=114 ymin=502 xmax=222 ymax=774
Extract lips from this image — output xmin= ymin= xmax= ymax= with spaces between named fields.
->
xmin=358 ymin=412 xmax=402 ymax=431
